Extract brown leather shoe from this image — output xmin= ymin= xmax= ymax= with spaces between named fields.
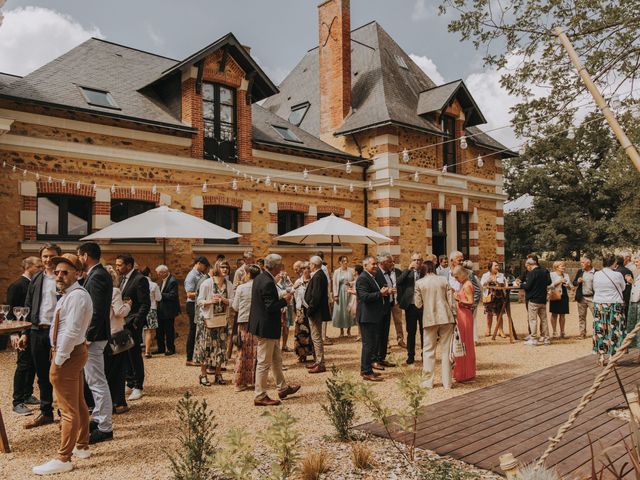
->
xmin=305 ymin=362 xmax=318 ymax=369
xmin=379 ymin=360 xmax=396 ymax=368
xmin=185 ymin=361 xmax=201 ymax=367
xmin=362 ymin=374 xmax=384 ymax=382
xmin=114 ymin=405 xmax=130 ymax=414
xmin=372 ymin=362 xmax=385 ymax=371
xmin=278 ymin=384 xmax=301 ymax=400
xmin=254 ymin=396 xmax=282 ymax=407
xmin=24 ymin=414 xmax=54 ymax=429
xmin=308 ymin=364 xmax=327 ymax=374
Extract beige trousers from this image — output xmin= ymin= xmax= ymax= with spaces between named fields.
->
xmin=577 ymin=297 xmax=594 ymax=336
xmin=49 ymin=343 xmax=89 ymax=462
xmin=309 ymin=313 xmax=324 ymax=364
xmin=254 ymin=337 xmax=287 ymax=399
xmin=391 ymin=303 xmax=404 ymax=343
xmin=422 ymin=323 xmax=454 ymax=389
xmin=527 ymin=302 xmax=549 ymax=338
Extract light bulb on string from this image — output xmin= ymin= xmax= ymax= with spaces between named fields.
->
xmin=92 ymin=183 xmax=97 ymax=192
xmin=48 ymin=176 xmax=53 ymax=184
xmin=176 ymin=184 xmax=181 ymax=194
xmin=280 ymin=184 xmax=286 ymax=192
xmin=460 ymin=136 xmax=468 ymax=150
xmin=389 ymin=177 xmax=394 ymax=187
xmin=294 ymin=185 xmax=298 ymax=193
xmin=152 ymin=185 xmax=157 ymax=194
xmin=402 ymin=148 xmax=410 ymax=163
xmin=131 ymin=186 xmax=136 ymax=195
xmin=202 ymin=181 xmax=207 ymax=193
xmin=333 ymin=185 xmax=337 ymax=194
xmin=442 ymin=165 xmax=447 ymax=173
xmin=318 ymin=186 xmax=323 ymax=193
xmin=368 ymin=180 xmax=373 ymax=191
xmin=111 ymin=184 xmax=116 ymax=193
xmin=566 ymin=127 xmax=575 ymax=140
xmin=36 ymin=173 xmax=40 ymax=181
xmin=349 ymin=183 xmax=354 ymax=193
xmin=232 ymin=179 xmax=238 ymax=190
xmin=346 ymin=161 xmax=352 ymax=173
xmin=12 ymin=165 xmax=16 ymax=173
xmin=413 ymin=171 xmax=420 ymax=182
xmin=61 ymin=178 xmax=66 ymax=187
xmin=76 ymin=180 xmax=81 ymax=190
xmin=476 ymin=155 xmax=484 ymax=168
xmin=22 ymin=169 xmax=27 ymax=177
xmin=2 ymin=161 xmax=5 ymax=168
xmin=265 ymin=176 xmax=271 ymax=186
xmin=303 ymin=168 xmax=309 ymax=180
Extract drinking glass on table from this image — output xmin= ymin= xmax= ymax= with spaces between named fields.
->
xmin=0 ymin=304 xmax=9 ymax=323
xmin=21 ymin=307 xmax=30 ymax=322
xmin=13 ymin=306 xmax=21 ymax=322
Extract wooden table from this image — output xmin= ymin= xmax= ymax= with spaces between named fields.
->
xmin=487 ymin=286 xmax=519 ymax=343
xmin=0 ymin=321 xmax=32 ymax=453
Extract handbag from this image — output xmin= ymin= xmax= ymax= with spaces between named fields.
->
xmin=450 ymin=324 xmax=466 ymax=359
xmin=549 ymin=289 xmax=562 ymax=301
xmin=482 ymin=293 xmax=493 ymax=304
xmin=204 ymin=312 xmax=227 ymax=329
xmin=109 ymin=329 xmax=135 ymax=355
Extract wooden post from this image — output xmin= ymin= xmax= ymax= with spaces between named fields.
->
xmin=499 ymin=452 xmax=520 ymax=479
xmin=627 ymin=392 xmax=640 ymax=457
xmin=554 ymin=27 xmax=640 ymax=173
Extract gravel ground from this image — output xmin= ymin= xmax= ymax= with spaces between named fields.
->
xmin=0 ymin=303 xmax=592 ymax=479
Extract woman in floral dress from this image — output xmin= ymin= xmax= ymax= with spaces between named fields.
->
xmin=231 ymin=264 xmax=260 ymax=391
xmin=194 ymin=261 xmax=234 ymax=386
xmin=293 ymin=262 xmax=314 ymax=362
xmin=593 ymin=254 xmax=626 ymax=365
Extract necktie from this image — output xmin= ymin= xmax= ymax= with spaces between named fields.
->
xmin=120 ymin=275 xmax=127 ymax=289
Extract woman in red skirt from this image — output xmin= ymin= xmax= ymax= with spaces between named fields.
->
xmin=453 ymin=265 xmax=476 ymax=382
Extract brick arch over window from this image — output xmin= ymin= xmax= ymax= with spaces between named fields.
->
xmin=203 ymin=196 xmax=242 ymax=209
xmin=277 ymin=202 xmax=308 ymax=213
xmin=317 ymin=205 xmax=345 ymax=216
xmin=111 ymin=188 xmax=160 ymax=203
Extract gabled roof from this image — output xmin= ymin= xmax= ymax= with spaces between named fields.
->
xmin=145 ymin=33 xmax=278 ymax=103
xmin=416 ymin=80 xmax=486 ymax=127
xmin=0 ymin=72 xmax=21 ymax=89
xmin=0 ymin=38 xmax=194 ymax=132
xmin=263 ymin=21 xmax=510 ymax=155
xmin=252 ymin=104 xmax=359 ymax=161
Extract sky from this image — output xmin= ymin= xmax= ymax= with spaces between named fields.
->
xmin=0 ymin=0 xmax=519 ymax=147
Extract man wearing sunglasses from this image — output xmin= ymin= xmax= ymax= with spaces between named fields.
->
xmin=32 ymin=253 xmax=93 ymax=475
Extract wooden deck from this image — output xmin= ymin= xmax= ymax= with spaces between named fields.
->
xmin=357 ymin=354 xmax=640 ymax=479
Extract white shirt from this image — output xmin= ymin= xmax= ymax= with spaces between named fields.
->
xmin=631 ymin=274 xmax=640 ymax=304
xmin=593 ymin=268 xmax=625 ymax=304
xmin=39 ymin=272 xmax=58 ymax=326
xmin=148 ymin=278 xmax=162 ymax=309
xmin=232 ymin=280 xmax=253 ymax=323
xmin=50 ymin=282 xmax=93 ymax=366
xmin=110 ymin=287 xmax=131 ymax=335
xmin=581 ymin=268 xmax=596 ymax=296
xmin=120 ymin=270 xmax=133 ymax=292
xmin=480 ymin=271 xmax=505 ymax=296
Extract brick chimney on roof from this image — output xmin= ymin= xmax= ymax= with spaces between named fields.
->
xmin=318 ymin=0 xmax=351 ymax=142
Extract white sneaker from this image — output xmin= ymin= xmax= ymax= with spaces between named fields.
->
xmin=128 ymin=388 xmax=143 ymax=401
xmin=524 ymin=338 xmax=539 ymax=347
xmin=72 ymin=447 xmax=91 ymax=459
xmin=541 ymin=337 xmax=551 ymax=345
xmin=33 ymin=459 xmax=73 ymax=475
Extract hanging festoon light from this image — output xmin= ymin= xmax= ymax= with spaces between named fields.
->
xmin=12 ymin=165 xmax=16 ymax=173
xmin=442 ymin=165 xmax=448 ymax=173
xmin=36 ymin=173 xmax=40 ymax=181
xmin=131 ymin=185 xmax=136 ymax=195
xmin=294 ymin=185 xmax=298 ymax=193
xmin=346 ymin=160 xmax=352 ymax=173
xmin=152 ymin=184 xmax=157 ymax=195
xmin=202 ymin=181 xmax=207 ymax=193
xmin=48 ymin=175 xmax=53 ymax=184
xmin=333 ymin=185 xmax=338 ymax=194
xmin=265 ymin=175 xmax=271 ymax=186
xmin=2 ymin=161 xmax=6 ymax=168
xmin=303 ymin=168 xmax=309 ymax=180
xmin=61 ymin=178 xmax=66 ymax=187
xmin=476 ymin=155 xmax=484 ymax=167
xmin=111 ymin=184 xmax=116 ymax=193
xmin=460 ymin=135 xmax=468 ymax=150
xmin=232 ymin=178 xmax=238 ymax=190
xmin=76 ymin=180 xmax=81 ymax=190
xmin=176 ymin=184 xmax=181 ymax=194
xmin=368 ymin=180 xmax=373 ymax=191
xmin=413 ymin=171 xmax=420 ymax=182
xmin=566 ymin=126 xmax=576 ymax=140
xmin=389 ymin=176 xmax=394 ymax=187
xmin=304 ymin=185 xmax=309 ymax=194
xmin=402 ymin=148 xmax=410 ymax=163
xmin=349 ymin=183 xmax=354 ymax=193
xmin=22 ymin=169 xmax=27 ymax=177
xmin=92 ymin=183 xmax=97 ymax=192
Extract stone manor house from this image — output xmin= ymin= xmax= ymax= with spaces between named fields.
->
xmin=0 ymin=0 xmax=513 ymax=293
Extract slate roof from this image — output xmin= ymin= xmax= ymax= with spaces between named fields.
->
xmin=252 ymin=104 xmax=358 ymax=161
xmin=263 ymin=21 xmax=513 ymax=155
xmin=0 ymin=72 xmax=21 ymax=89
xmin=416 ymin=80 xmax=486 ymax=127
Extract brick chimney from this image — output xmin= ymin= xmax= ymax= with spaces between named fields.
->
xmin=318 ymin=0 xmax=351 ymax=141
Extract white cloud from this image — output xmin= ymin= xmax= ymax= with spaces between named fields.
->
xmin=411 ymin=0 xmax=431 ymax=21
xmin=145 ymin=22 xmax=164 ymax=47
xmin=0 ymin=6 xmax=102 ymax=76
xmin=409 ymin=53 xmax=445 ymax=85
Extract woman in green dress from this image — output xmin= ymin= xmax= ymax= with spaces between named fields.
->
xmin=331 ymin=256 xmax=356 ymax=336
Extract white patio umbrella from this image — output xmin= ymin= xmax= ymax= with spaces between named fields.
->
xmin=275 ymin=214 xmax=392 ymax=271
xmin=81 ymin=205 xmax=241 ymax=263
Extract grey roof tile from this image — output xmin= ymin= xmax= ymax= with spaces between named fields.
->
xmin=0 ymin=72 xmax=21 ymax=89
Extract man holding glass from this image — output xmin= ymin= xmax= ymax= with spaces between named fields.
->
xmin=8 ymin=256 xmax=42 ymax=415
xmin=21 ymin=243 xmax=61 ymax=429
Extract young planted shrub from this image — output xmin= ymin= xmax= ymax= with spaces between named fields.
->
xmin=168 ymin=391 xmax=217 ymax=480
xmin=321 ymin=365 xmax=357 ymax=441
xmin=213 ymin=428 xmax=258 ymax=480
xmin=299 ymin=449 xmax=330 ymax=480
xmin=260 ymin=407 xmax=302 ymax=479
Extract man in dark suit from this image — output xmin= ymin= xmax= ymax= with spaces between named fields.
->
xmin=8 ymin=256 xmax=42 ymax=415
xmin=155 ymin=265 xmax=180 ymax=355
xmin=373 ymin=253 xmax=396 ymax=370
xmin=77 ymin=242 xmax=113 ymax=443
xmin=356 ymin=255 xmax=390 ymax=381
xmin=616 ymin=255 xmax=634 ymax=316
xmin=249 ymin=253 xmax=300 ymax=406
xmin=21 ymin=243 xmax=61 ymax=428
xmin=304 ymin=255 xmax=331 ymax=374
xmin=115 ymin=254 xmax=150 ymax=402
xmin=572 ymin=256 xmax=597 ymax=338
xmin=397 ymin=252 xmax=424 ymax=365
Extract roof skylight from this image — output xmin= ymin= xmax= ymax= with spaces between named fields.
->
xmin=272 ymin=125 xmax=303 ymax=143
xmin=79 ymin=86 xmax=119 ymax=109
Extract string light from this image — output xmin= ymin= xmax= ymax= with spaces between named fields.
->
xmin=265 ymin=175 xmax=271 ymax=186
xmin=304 ymin=186 xmax=309 ymax=194
xmin=333 ymin=185 xmax=337 ymax=194
xmin=202 ymin=181 xmax=207 ymax=193
xmin=92 ymin=183 xmax=97 ymax=192
xmin=152 ymin=185 xmax=157 ymax=194
xmin=294 ymin=185 xmax=298 ymax=193
xmin=346 ymin=161 xmax=352 ymax=173
xmin=389 ymin=177 xmax=394 ymax=187
xmin=2 ymin=161 xmax=5 ymax=168
xmin=36 ymin=173 xmax=40 ymax=181
xmin=61 ymin=178 xmax=66 ymax=187
xmin=402 ymin=148 xmax=410 ymax=163
xmin=131 ymin=186 xmax=136 ymax=195
xmin=111 ymin=184 xmax=115 ymax=193
xmin=349 ymin=183 xmax=354 ymax=193
xmin=76 ymin=180 xmax=81 ymax=190
xmin=368 ymin=180 xmax=373 ymax=191
xmin=12 ymin=165 xmax=16 ymax=173
xmin=48 ymin=176 xmax=53 ymax=184
xmin=413 ymin=171 xmax=420 ymax=182
xmin=232 ymin=179 xmax=238 ymax=190
xmin=303 ymin=168 xmax=309 ymax=180
xmin=460 ymin=136 xmax=468 ymax=150
xmin=22 ymin=169 xmax=27 ymax=177
xmin=442 ymin=165 xmax=448 ymax=173
xmin=476 ymin=155 xmax=484 ymax=168
xmin=176 ymin=184 xmax=181 ymax=194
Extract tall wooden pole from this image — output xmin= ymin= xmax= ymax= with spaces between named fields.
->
xmin=554 ymin=27 xmax=640 ymax=172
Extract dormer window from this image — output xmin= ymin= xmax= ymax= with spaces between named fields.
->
xmin=442 ymin=115 xmax=457 ymax=173
xmin=272 ymin=125 xmax=302 ymax=143
xmin=288 ymin=102 xmax=310 ymax=126
xmin=203 ymin=82 xmax=237 ymax=162
xmin=79 ymin=86 xmax=119 ymax=109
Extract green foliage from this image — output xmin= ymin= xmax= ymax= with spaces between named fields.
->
xmin=168 ymin=391 xmax=217 ymax=480
xmin=260 ymin=407 xmax=302 ymax=479
xmin=213 ymin=428 xmax=258 ymax=480
xmin=321 ymin=365 xmax=357 ymax=441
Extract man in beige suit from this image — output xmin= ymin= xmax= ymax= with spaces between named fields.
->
xmin=414 ymin=260 xmax=455 ymax=389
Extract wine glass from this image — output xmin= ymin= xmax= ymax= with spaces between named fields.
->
xmin=21 ymin=307 xmax=30 ymax=322
xmin=0 ymin=304 xmax=8 ymax=323
xmin=13 ymin=306 xmax=21 ymax=322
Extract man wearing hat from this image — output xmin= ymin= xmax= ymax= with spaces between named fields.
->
xmin=33 ymin=254 xmax=93 ymax=475
xmin=184 ymin=256 xmax=210 ymax=366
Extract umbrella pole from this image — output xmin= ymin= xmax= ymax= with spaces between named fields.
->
xmin=331 ymin=236 xmax=334 ymax=275
xmin=162 ymin=238 xmax=167 ymax=265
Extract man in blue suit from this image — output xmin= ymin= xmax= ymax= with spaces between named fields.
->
xmin=356 ymin=256 xmax=391 ymax=381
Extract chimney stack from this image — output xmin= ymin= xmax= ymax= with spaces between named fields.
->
xmin=318 ymin=0 xmax=351 ymax=142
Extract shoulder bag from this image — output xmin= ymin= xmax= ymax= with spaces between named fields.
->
xmin=109 ymin=329 xmax=135 ymax=355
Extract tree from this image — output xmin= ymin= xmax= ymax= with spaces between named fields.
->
xmin=439 ymin=0 xmax=640 ymax=135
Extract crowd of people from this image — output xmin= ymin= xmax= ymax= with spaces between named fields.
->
xmin=2 ymin=242 xmax=639 ymax=474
